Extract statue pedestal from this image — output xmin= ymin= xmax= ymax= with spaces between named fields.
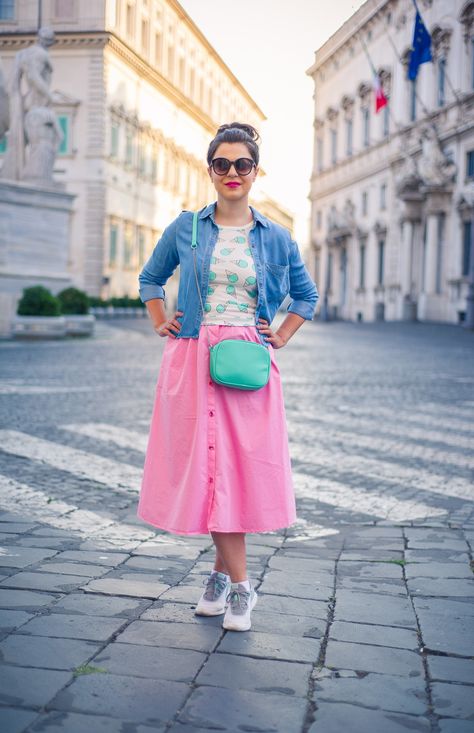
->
xmin=0 ymin=180 xmax=76 ymax=338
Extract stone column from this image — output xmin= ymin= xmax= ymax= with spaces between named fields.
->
xmin=423 ymin=213 xmax=439 ymax=295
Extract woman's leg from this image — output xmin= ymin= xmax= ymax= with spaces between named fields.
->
xmin=211 ymin=531 xmax=247 ymax=582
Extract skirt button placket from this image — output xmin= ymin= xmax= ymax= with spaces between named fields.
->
xmin=207 ymin=330 xmax=217 ymax=518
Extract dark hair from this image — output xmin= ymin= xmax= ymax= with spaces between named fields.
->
xmin=207 ymin=122 xmax=260 ymax=167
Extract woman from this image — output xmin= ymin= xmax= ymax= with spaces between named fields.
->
xmin=137 ymin=122 xmax=318 ymax=632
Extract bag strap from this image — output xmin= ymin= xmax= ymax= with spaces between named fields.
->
xmin=191 ymin=211 xmax=212 ymax=351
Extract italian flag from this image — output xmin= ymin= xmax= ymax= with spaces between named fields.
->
xmin=373 ymin=71 xmax=388 ymax=113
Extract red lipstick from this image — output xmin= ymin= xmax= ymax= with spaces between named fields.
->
xmin=225 ymin=182 xmax=240 ymax=188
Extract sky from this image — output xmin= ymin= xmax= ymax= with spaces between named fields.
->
xmin=179 ymin=0 xmax=367 ymax=245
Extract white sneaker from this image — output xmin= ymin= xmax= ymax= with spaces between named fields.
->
xmin=194 ymin=571 xmax=231 ymax=616
xmin=222 ymin=583 xmax=258 ymax=631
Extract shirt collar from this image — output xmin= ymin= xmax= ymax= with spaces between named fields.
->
xmin=198 ymin=201 xmax=269 ymax=228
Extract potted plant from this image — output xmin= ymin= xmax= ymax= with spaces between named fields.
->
xmin=57 ymin=287 xmax=95 ymax=336
xmin=13 ymin=285 xmax=66 ymax=338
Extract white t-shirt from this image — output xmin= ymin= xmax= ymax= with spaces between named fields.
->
xmin=202 ymin=222 xmax=258 ymax=326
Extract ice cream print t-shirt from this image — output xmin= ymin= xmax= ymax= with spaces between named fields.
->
xmin=203 ymin=222 xmax=258 ymax=325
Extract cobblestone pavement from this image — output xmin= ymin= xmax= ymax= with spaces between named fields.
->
xmin=0 ymin=317 xmax=473 ymax=733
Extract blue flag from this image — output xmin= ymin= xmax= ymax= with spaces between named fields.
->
xmin=408 ymin=8 xmax=432 ymax=80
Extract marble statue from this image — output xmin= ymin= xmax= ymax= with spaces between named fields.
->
xmin=0 ymin=60 xmax=9 ymax=140
xmin=1 ymin=27 xmax=63 ymax=183
xmin=418 ymin=124 xmax=457 ymax=186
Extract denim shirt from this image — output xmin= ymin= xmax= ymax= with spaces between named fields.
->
xmin=138 ymin=202 xmax=319 ymax=345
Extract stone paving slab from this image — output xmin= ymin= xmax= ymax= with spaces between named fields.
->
xmin=0 ymin=572 xmax=86 ymax=593
xmin=80 ymin=577 xmax=169 ymax=598
xmin=313 ymin=670 xmax=427 ymax=714
xmin=195 ymin=652 xmax=312 ymax=697
xmin=256 ymin=593 xmax=329 ymax=619
xmin=431 ymin=681 xmax=474 ymax=719
xmin=308 ymin=701 xmax=431 ymax=733
xmin=406 ymin=578 xmax=474 ymax=597
xmin=53 ymin=550 xmax=130 ymax=566
xmin=336 ymin=577 xmax=407 ymax=596
xmin=16 ymin=613 xmax=127 ymax=641
xmin=217 ymin=628 xmax=321 ymax=663
xmin=337 ymin=561 xmax=404 ymax=579
xmin=91 ymin=641 xmax=206 ymax=683
xmin=438 ymin=719 xmax=474 ymax=733
xmin=0 ymin=707 xmax=39 ymax=733
xmin=0 ymin=546 xmax=58 ymax=568
xmin=0 ymin=665 xmax=72 ymax=708
xmin=427 ymin=655 xmax=474 ymax=684
xmin=35 ymin=562 xmax=112 ymax=577
xmin=49 ymin=672 xmax=189 ymax=725
xmin=329 ymin=619 xmax=419 ymax=650
xmin=116 ymin=619 xmax=222 ymax=652
xmin=0 ymin=589 xmax=59 ymax=609
xmin=0 ymin=634 xmax=101 ymax=669
xmin=50 ymin=592 xmax=150 ymax=617
xmin=405 ymin=562 xmax=473 ymax=579
xmin=333 ymin=589 xmax=416 ymax=628
xmin=325 ymin=639 xmax=424 ymax=677
xmin=27 ymin=711 xmax=165 ymax=733
xmin=177 ymin=685 xmax=308 ymax=731
xmin=0 ymin=609 xmax=33 ymax=634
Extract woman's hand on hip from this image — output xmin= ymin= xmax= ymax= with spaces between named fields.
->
xmin=256 ymin=318 xmax=287 ymax=348
xmin=154 ymin=310 xmax=183 ymax=338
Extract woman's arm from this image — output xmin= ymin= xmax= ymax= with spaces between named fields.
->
xmin=257 ymin=313 xmax=305 ymax=348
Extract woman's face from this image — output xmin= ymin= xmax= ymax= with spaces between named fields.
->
xmin=208 ymin=142 xmax=258 ymax=202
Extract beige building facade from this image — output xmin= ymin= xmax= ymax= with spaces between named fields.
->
xmin=0 ymin=0 xmax=291 ymax=302
xmin=307 ymin=0 xmax=474 ymax=324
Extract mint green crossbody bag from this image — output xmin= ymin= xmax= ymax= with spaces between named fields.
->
xmin=191 ymin=211 xmax=270 ymax=391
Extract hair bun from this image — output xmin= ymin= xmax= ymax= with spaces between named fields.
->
xmin=216 ymin=122 xmax=260 ymax=144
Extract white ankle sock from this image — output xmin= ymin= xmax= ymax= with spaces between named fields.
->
xmin=231 ymin=578 xmax=250 ymax=591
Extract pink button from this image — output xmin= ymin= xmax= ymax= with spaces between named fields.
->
xmin=209 ymin=410 xmax=214 ymax=417
xmin=209 ymin=477 xmax=214 ymax=483
xmin=209 ymin=445 xmax=214 ymax=450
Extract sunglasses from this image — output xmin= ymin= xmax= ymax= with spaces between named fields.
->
xmin=210 ymin=157 xmax=256 ymax=176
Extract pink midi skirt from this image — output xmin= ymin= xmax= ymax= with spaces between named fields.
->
xmin=137 ymin=324 xmax=297 ymax=535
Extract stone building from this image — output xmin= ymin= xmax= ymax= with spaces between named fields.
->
xmin=0 ymin=0 xmax=290 ymax=303
xmin=307 ymin=0 xmax=474 ymax=324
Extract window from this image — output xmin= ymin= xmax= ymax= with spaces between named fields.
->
xmin=123 ymin=222 xmax=134 ymax=268
xmin=167 ymin=44 xmax=175 ymax=79
xmin=346 ymin=118 xmax=353 ymax=156
xmin=359 ymin=241 xmax=366 ymax=288
xmin=380 ymin=183 xmax=386 ymax=210
xmin=0 ymin=0 xmax=15 ymax=20
xmin=125 ymin=128 xmax=134 ymax=166
xmin=141 ymin=18 xmax=149 ymax=55
xmin=155 ymin=31 xmax=162 ymax=67
xmin=410 ymin=79 xmax=417 ymax=122
xmin=126 ymin=3 xmax=134 ymax=37
xmin=466 ymin=150 xmax=474 ymax=180
xmin=317 ymin=138 xmax=323 ymax=172
xmin=109 ymin=223 xmax=119 ymax=267
xmin=110 ymin=120 xmax=119 ymax=158
xmin=463 ymin=221 xmax=472 ymax=277
xmin=377 ymin=239 xmax=385 ymax=285
xmin=438 ymin=57 xmax=446 ymax=107
xmin=362 ymin=107 xmax=370 ymax=147
xmin=0 ymin=135 xmax=6 ymax=153
xmin=362 ymin=190 xmax=368 ymax=216
xmin=383 ymin=102 xmax=389 ymax=137
xmin=57 ymin=115 xmax=70 ymax=155
xmin=138 ymin=228 xmax=146 ymax=267
xmin=330 ymin=128 xmax=337 ymax=165
xmin=179 ymin=56 xmax=185 ymax=89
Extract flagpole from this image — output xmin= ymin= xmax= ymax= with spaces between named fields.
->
xmin=409 ymin=0 xmax=462 ymax=107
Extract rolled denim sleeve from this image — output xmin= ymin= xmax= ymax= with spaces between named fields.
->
xmin=138 ymin=217 xmax=180 ymax=303
xmin=286 ymin=237 xmax=319 ymax=320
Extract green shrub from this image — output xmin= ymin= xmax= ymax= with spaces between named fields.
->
xmin=17 ymin=285 xmax=61 ymax=316
xmin=57 ymin=287 xmax=90 ymax=315
xmin=87 ymin=296 xmax=108 ymax=307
